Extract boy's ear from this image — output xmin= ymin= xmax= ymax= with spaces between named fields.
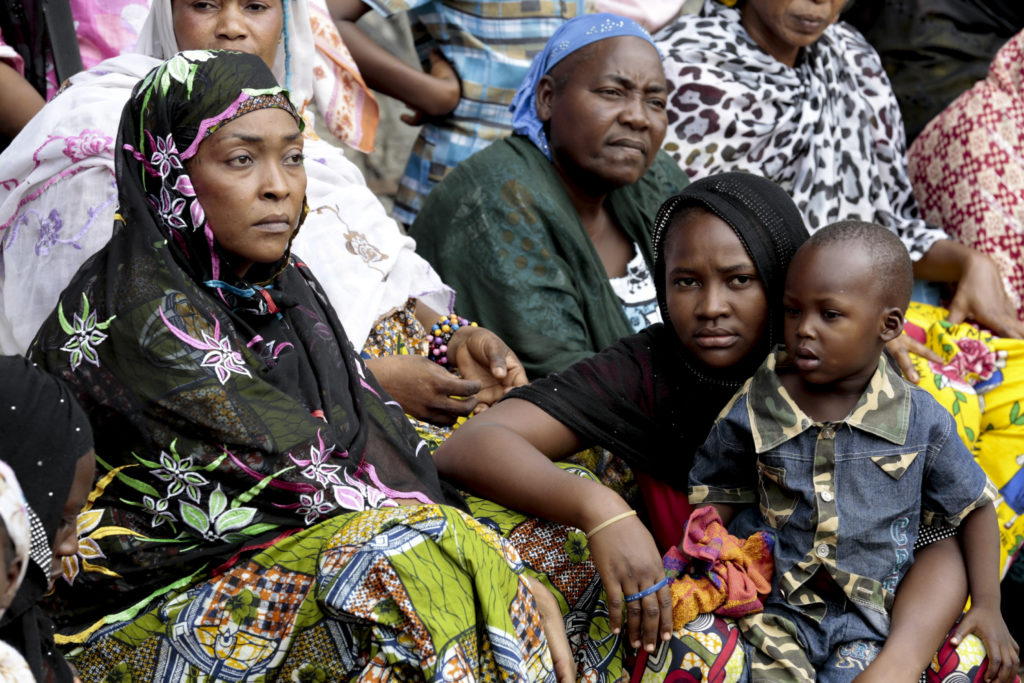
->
xmin=536 ymin=75 xmax=555 ymax=123
xmin=880 ymin=307 xmax=905 ymax=343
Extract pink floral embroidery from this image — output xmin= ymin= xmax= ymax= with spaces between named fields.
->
xmin=158 ymin=308 xmax=251 ymax=385
xmin=289 ymin=430 xmax=344 ymax=487
xmin=62 ymin=129 xmax=112 ymax=163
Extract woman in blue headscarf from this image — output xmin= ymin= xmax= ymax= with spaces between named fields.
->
xmin=413 ymin=13 xmax=690 ymax=379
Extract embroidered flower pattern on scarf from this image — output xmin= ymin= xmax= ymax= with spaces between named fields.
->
xmin=58 ymin=293 xmax=115 ymax=370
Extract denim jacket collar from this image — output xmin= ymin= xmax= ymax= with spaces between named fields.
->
xmin=747 ymin=348 xmax=911 ymax=453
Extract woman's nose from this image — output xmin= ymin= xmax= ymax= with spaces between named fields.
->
xmin=697 ymin=285 xmax=729 ymax=318
xmin=216 ymin=7 xmax=248 ymax=41
xmin=618 ymin=94 xmax=650 ymax=129
xmin=261 ymin=163 xmax=290 ymax=200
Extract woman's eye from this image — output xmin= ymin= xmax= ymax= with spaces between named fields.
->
xmin=675 ymin=277 xmax=697 ymax=288
xmin=227 ymin=154 xmax=253 ymax=167
xmin=647 ymin=97 xmax=667 ymax=110
xmin=285 ymin=152 xmax=304 ymax=165
xmin=731 ymin=275 xmax=753 ymax=286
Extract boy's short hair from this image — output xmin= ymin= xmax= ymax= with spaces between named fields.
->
xmin=805 ymin=220 xmax=913 ymax=309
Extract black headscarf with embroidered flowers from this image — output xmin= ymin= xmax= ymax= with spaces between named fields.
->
xmin=29 ymin=50 xmax=455 ymax=630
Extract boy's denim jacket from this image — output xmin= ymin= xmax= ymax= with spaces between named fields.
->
xmin=689 ymin=350 xmax=995 ymax=632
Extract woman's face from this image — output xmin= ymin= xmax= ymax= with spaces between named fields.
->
xmin=51 ymin=451 xmax=96 ymax=586
xmin=538 ymin=36 xmax=667 ymax=194
xmin=663 ymin=208 xmax=768 ymax=369
xmin=740 ymin=0 xmax=845 ymax=67
xmin=187 ymin=107 xmax=306 ymax=278
xmin=172 ymin=0 xmax=284 ymax=70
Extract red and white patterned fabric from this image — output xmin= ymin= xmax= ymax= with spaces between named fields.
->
xmin=908 ymin=30 xmax=1024 ymax=320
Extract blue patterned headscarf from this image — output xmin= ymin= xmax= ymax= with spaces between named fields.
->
xmin=510 ymin=13 xmax=657 ymax=159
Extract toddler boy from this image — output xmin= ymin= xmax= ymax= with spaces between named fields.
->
xmin=688 ymin=221 xmax=1009 ymax=682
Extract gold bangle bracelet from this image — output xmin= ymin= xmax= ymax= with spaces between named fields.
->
xmin=585 ymin=510 xmax=637 ymax=540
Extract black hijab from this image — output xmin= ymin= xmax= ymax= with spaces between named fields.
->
xmin=30 ymin=51 xmax=457 ymax=629
xmin=0 ymin=355 xmax=92 ymax=683
xmin=510 ymin=172 xmax=809 ymax=486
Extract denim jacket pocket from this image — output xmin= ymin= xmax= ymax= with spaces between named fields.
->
xmin=869 ymin=451 xmax=921 ymax=481
xmin=756 ymin=462 xmax=800 ymax=529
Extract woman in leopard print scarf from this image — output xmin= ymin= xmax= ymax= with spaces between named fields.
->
xmin=655 ymin=0 xmax=1024 ymax=349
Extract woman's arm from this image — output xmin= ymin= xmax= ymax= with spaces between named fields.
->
xmin=0 ymin=61 xmax=44 ymax=138
xmin=913 ymin=239 xmax=1024 ymax=339
xmin=434 ymin=398 xmax=674 ymax=651
xmin=326 ymin=0 xmax=460 ymax=121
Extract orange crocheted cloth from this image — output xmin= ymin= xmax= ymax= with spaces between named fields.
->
xmin=662 ymin=505 xmax=774 ymax=628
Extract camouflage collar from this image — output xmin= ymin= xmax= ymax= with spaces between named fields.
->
xmin=747 ymin=349 xmax=911 ymax=453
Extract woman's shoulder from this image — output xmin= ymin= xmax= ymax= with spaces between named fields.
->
xmin=414 ymin=136 xmax=564 ymax=242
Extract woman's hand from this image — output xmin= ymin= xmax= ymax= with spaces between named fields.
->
xmin=585 ymin=509 xmax=673 ymax=653
xmin=526 ymin=575 xmax=575 ymax=683
xmin=885 ymin=333 xmax=943 ymax=384
xmin=399 ymin=50 xmax=461 ymax=125
xmin=947 ymin=251 xmax=1024 ymax=339
xmin=446 ymin=325 xmax=528 ymax=413
xmin=364 ymin=355 xmax=480 ymax=425
xmin=950 ymin=601 xmax=1020 ymax=683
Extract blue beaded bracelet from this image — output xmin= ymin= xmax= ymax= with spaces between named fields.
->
xmin=624 ymin=576 xmax=671 ymax=602
xmin=426 ymin=314 xmax=477 ymax=370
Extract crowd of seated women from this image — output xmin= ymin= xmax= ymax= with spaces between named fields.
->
xmin=0 ymin=0 xmax=1022 ymax=681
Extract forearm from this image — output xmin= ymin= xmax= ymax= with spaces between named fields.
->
xmin=960 ymin=503 xmax=1002 ymax=608
xmin=0 ymin=61 xmax=45 ymax=138
xmin=434 ymin=401 xmax=627 ymax=532
xmin=911 ymin=239 xmax=977 ymax=283
xmin=330 ymin=3 xmax=459 ymax=116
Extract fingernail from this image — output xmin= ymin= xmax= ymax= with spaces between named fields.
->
xmin=646 ymin=643 xmax=655 ymax=652
xmin=632 ymin=640 xmax=641 ymax=648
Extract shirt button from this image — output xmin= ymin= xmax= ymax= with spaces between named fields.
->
xmin=815 ymin=543 xmax=829 ymax=558
xmin=821 ymin=491 xmax=834 ymax=502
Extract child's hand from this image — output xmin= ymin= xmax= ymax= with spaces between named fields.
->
xmin=950 ymin=601 xmax=1019 ymax=682
xmin=400 ymin=50 xmax=461 ymax=125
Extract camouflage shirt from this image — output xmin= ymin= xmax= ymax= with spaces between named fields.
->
xmin=689 ymin=350 xmax=995 ymax=632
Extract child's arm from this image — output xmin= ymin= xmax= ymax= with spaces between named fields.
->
xmin=327 ymin=0 xmax=461 ymax=123
xmin=952 ymin=503 xmax=1019 ymax=682
xmin=854 ymin=536 xmax=967 ymax=683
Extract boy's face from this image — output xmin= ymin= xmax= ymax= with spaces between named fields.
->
xmin=663 ymin=209 xmax=767 ymax=369
xmin=782 ymin=242 xmax=902 ymax=389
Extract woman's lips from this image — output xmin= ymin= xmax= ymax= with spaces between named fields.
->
xmin=791 ymin=14 xmax=828 ymax=33
xmin=694 ymin=331 xmax=739 ymax=348
xmin=253 ymin=216 xmax=292 ymax=233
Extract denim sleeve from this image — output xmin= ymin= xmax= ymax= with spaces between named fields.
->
xmin=919 ymin=395 xmax=997 ymax=527
xmin=688 ymin=399 xmax=758 ymax=505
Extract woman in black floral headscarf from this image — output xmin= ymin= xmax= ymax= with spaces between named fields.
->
xmin=29 ymin=50 xmax=574 ymax=681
